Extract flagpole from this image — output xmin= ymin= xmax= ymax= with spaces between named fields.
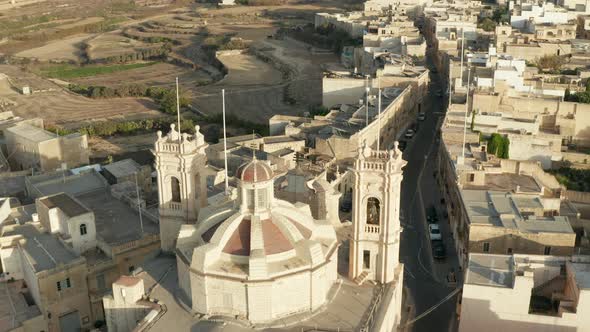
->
xmin=176 ymin=77 xmax=181 ymax=141
xmin=377 ymin=79 xmax=381 ymax=151
xmin=222 ymin=89 xmax=229 ymax=194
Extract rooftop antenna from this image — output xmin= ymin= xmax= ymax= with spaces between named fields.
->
xmin=135 ymin=172 xmax=144 ymax=235
xmin=462 ymin=65 xmax=472 ymax=161
xmin=377 ymin=79 xmax=382 ymax=151
xmin=176 ymin=77 xmax=181 ymax=142
xmin=222 ymin=89 xmax=229 ymax=195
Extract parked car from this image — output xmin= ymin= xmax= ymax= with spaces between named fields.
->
xmin=432 ymin=240 xmax=446 ymax=259
xmin=398 ymin=140 xmax=407 ymax=151
xmin=426 ymin=205 xmax=438 ymax=224
xmin=429 ymin=224 xmax=442 ymax=241
xmin=418 ymin=112 xmax=426 ymax=121
xmin=405 ymin=129 xmax=415 ymax=139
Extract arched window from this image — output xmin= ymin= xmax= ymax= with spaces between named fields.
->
xmin=80 ymin=223 xmax=87 ymax=236
xmin=171 ymin=177 xmax=181 ymax=203
xmin=366 ymin=198 xmax=381 ymax=225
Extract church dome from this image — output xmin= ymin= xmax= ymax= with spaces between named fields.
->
xmin=236 ymin=159 xmax=273 ymax=183
xmin=175 ymin=186 xmax=338 ymax=323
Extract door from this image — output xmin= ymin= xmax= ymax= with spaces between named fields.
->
xmin=59 ymin=311 xmax=81 ymax=332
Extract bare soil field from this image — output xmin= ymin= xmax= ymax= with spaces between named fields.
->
xmin=4 ymin=89 xmax=162 ymax=128
xmin=0 ymin=65 xmax=162 ymax=128
xmin=206 ymin=24 xmax=277 ymax=41
xmin=216 ymin=53 xmax=283 ymax=86
xmin=70 ymin=62 xmax=211 ymax=88
xmin=15 ymin=34 xmax=92 ymax=62
xmin=89 ymin=133 xmax=156 ymax=159
xmin=86 ymin=33 xmax=161 ymax=60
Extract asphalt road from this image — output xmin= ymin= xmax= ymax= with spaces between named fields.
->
xmin=395 ymin=49 xmax=463 ymax=332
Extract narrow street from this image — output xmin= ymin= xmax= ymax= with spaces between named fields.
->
xmin=395 ymin=48 xmax=462 ymax=332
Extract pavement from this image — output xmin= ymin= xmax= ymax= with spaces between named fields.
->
xmin=395 ymin=47 xmax=463 ymax=332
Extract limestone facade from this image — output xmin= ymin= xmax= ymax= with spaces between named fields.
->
xmin=153 ymin=124 xmax=208 ymax=252
xmin=349 ymin=141 xmax=406 ymax=283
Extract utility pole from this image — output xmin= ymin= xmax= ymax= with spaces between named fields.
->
xmin=462 ymin=65 xmax=471 ymax=161
xmin=135 ymin=172 xmax=144 ymax=235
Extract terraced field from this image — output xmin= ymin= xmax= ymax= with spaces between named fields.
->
xmin=0 ymin=65 xmax=162 ymax=129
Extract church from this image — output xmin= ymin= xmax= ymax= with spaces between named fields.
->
xmin=152 ymin=123 xmax=406 ymax=325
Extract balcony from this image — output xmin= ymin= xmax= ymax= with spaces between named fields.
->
xmin=159 ymin=202 xmax=185 ymax=217
xmin=365 ymin=224 xmax=380 ymax=234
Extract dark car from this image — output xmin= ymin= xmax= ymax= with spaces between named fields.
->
xmin=398 ymin=140 xmax=407 ymax=151
xmin=426 ymin=205 xmax=438 ymax=224
xmin=432 ymin=240 xmax=446 ymax=259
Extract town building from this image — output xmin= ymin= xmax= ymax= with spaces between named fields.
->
xmin=4 ymin=122 xmax=89 ymax=173
xmin=102 ymin=158 xmax=152 ymax=194
xmin=460 ymin=253 xmax=590 ymax=331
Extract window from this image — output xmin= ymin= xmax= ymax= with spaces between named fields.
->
xmin=80 ymin=223 xmax=87 ymax=236
xmin=171 ymin=177 xmax=181 ymax=203
xmin=257 ymin=188 xmax=267 ymax=209
xmin=56 ymin=278 xmax=72 ymax=292
xmin=247 ymin=189 xmax=255 ymax=210
xmin=544 ymin=246 xmax=552 ymax=255
xmin=468 ymin=174 xmax=475 ymax=182
xmin=483 ymin=242 xmax=490 ymax=253
xmin=366 ymin=197 xmax=381 ymax=225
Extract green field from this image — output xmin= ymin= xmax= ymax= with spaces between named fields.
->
xmin=36 ymin=62 xmax=158 ymax=79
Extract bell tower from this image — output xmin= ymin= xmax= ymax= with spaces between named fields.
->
xmin=349 ymin=141 xmax=406 ymax=284
xmin=154 ymin=124 xmax=208 ymax=252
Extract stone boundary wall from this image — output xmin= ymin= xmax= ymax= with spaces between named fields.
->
xmin=564 ymin=190 xmax=590 ymax=204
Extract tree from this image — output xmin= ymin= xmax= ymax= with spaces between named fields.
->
xmin=478 ymin=18 xmax=497 ymax=32
xmin=535 ymin=55 xmax=565 ymax=73
xmin=487 ymin=133 xmax=509 ymax=159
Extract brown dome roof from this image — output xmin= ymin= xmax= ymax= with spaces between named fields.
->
xmin=236 ymin=159 xmax=273 ymax=183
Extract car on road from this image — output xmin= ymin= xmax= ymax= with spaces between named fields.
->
xmin=418 ymin=112 xmax=426 ymax=121
xmin=397 ymin=140 xmax=407 ymax=151
xmin=436 ymin=90 xmax=443 ymax=98
xmin=429 ymin=224 xmax=442 ymax=241
xmin=404 ymin=129 xmax=415 ymax=139
xmin=426 ymin=205 xmax=438 ymax=224
xmin=432 ymin=240 xmax=446 ymax=259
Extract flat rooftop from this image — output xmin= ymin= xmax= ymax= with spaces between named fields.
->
xmin=571 ymin=261 xmax=590 ymax=289
xmin=466 ymin=254 xmax=514 ymax=288
xmin=461 ymin=190 xmax=574 ymax=234
xmin=38 ymin=193 xmax=90 ymax=218
xmin=102 ymin=159 xmax=140 ymax=179
xmin=463 ymin=173 xmax=540 ymax=193
xmin=0 ymin=280 xmax=42 ymax=332
xmin=77 ymin=190 xmax=158 ymax=245
xmin=4 ymin=123 xmax=56 ymax=143
xmin=28 ymin=170 xmax=108 ymax=198
xmin=1 ymin=223 xmax=82 ymax=272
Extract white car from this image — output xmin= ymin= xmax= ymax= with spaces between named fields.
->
xmin=405 ymin=129 xmax=415 ymax=139
xmin=429 ymin=224 xmax=442 ymax=241
xmin=418 ymin=113 xmax=426 ymax=121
